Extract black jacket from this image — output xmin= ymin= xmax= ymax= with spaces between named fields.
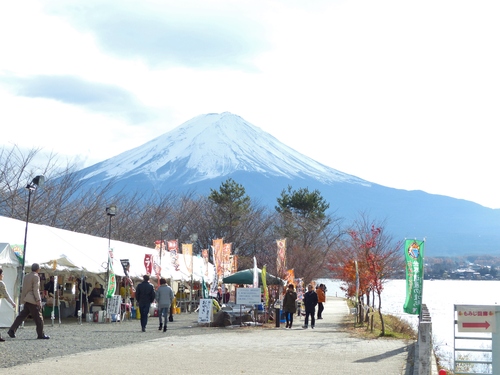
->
xmin=135 ymin=281 xmax=155 ymax=306
xmin=303 ymin=290 xmax=318 ymax=312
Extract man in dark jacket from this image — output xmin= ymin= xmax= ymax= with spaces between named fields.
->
xmin=135 ymin=275 xmax=155 ymax=332
xmin=302 ymin=284 xmax=318 ymax=329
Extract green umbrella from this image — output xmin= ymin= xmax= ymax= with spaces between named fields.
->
xmin=222 ymin=268 xmax=284 ymax=286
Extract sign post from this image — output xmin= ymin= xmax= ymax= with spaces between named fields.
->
xmin=457 ymin=305 xmax=496 ymax=333
xmin=455 ymin=304 xmax=500 ymax=373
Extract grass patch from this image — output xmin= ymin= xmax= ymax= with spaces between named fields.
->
xmin=342 ymin=299 xmax=417 ymax=340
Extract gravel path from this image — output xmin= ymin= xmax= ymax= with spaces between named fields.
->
xmin=1 ymin=298 xmax=416 ymax=375
xmin=0 ymin=312 xmax=211 ymax=368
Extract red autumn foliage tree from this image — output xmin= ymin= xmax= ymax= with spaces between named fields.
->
xmin=328 ymin=215 xmax=403 ymax=335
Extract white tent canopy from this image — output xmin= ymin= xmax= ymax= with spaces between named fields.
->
xmin=0 ymin=216 xmax=214 ymax=283
xmin=0 ymin=243 xmax=21 ymax=327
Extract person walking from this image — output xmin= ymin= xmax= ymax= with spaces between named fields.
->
xmin=282 ymin=284 xmax=297 ymax=329
xmin=7 ymin=263 xmax=50 ymax=339
xmin=0 ymin=268 xmax=17 ymax=342
xmin=316 ymin=284 xmax=326 ymax=319
xmin=169 ymin=294 xmax=177 ymax=322
xmin=156 ymin=278 xmax=174 ymax=332
xmin=302 ymin=284 xmax=318 ymax=329
xmin=135 ymin=274 xmax=155 ymax=332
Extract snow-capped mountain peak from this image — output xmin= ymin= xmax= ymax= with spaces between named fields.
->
xmin=81 ymin=112 xmax=369 ymax=186
xmin=70 ymin=112 xmax=500 ymax=257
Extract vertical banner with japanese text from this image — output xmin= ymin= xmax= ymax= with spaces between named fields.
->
xmin=106 ymin=249 xmax=116 ymax=298
xmin=144 ymin=254 xmax=153 ymax=275
xmin=154 ymin=240 xmax=165 ymax=279
xmin=222 ymin=243 xmax=232 ymax=277
xmin=120 ymin=259 xmax=130 ymax=277
xmin=262 ymin=265 xmax=269 ymax=306
xmin=231 ymin=255 xmax=238 ymax=274
xmin=276 ymin=239 xmax=286 ymax=277
xmin=403 ymin=239 xmax=425 ymax=315
xmin=182 ymin=243 xmax=193 ymax=273
xmin=167 ymin=240 xmax=180 ymax=271
xmin=212 ymin=238 xmax=224 ymax=276
xmin=201 ymin=249 xmax=209 ymax=277
xmin=209 ymin=244 xmax=219 ymax=297
xmin=253 ymin=256 xmax=258 ymax=288
xmin=286 ymin=269 xmax=295 ymax=287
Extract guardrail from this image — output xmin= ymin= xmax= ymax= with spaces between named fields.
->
xmin=414 ymin=304 xmax=435 ymax=375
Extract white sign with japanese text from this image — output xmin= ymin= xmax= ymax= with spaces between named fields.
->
xmin=236 ymin=288 xmax=261 ymax=305
xmin=198 ymin=299 xmax=213 ymax=323
xmin=457 ymin=305 xmax=496 ymax=333
xmin=106 ymin=295 xmax=121 ymax=315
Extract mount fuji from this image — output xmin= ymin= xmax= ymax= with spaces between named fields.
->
xmin=75 ymin=112 xmax=500 ymax=257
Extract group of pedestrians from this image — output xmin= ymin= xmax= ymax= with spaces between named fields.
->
xmin=2 ymin=264 xmax=327 ymax=340
xmin=2 ymin=266 xmax=175 ymax=341
xmin=282 ymin=282 xmax=327 ymax=330
xmin=135 ymin=274 xmax=174 ymax=332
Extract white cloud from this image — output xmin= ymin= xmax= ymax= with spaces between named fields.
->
xmin=1 ymin=0 xmax=499 ymax=208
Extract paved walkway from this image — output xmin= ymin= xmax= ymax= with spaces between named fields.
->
xmin=1 ymin=297 xmax=415 ymax=375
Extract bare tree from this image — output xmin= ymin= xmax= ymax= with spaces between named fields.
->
xmin=1 ymin=145 xmax=341 ymax=286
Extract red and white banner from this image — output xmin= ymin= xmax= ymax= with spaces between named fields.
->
xmin=167 ymin=240 xmax=180 ymax=271
xmin=144 ymin=254 xmax=153 ymax=275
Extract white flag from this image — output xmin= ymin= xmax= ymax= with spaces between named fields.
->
xmin=253 ymin=256 xmax=258 ymax=288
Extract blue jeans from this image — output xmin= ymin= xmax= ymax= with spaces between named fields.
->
xmin=285 ymin=312 xmax=294 ymax=326
xmin=159 ymin=306 xmax=170 ymax=325
xmin=139 ymin=304 xmax=150 ymax=330
xmin=304 ymin=309 xmax=315 ymax=327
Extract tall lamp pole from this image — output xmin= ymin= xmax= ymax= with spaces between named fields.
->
xmin=189 ymin=233 xmax=198 ymax=313
xmin=20 ymin=175 xmax=44 ymax=312
xmin=158 ymin=224 xmax=168 ymax=278
xmin=105 ymin=205 xmax=117 ymax=313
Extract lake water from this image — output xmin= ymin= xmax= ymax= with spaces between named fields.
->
xmin=316 ymin=278 xmax=500 ymax=368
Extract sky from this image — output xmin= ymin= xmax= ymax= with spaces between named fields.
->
xmin=1 ymin=0 xmax=499 ymax=209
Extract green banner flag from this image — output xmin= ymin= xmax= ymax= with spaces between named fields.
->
xmin=262 ymin=265 xmax=269 ymax=306
xmin=202 ymin=277 xmax=209 ymax=299
xmin=403 ymin=239 xmax=425 ymax=315
xmin=107 ymin=252 xmax=116 ymax=298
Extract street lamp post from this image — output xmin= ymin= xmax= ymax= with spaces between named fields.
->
xmin=105 ymin=205 xmax=117 ymax=314
xmin=189 ymin=233 xmax=198 ymax=313
xmin=20 ymin=175 xmax=44 ymax=313
xmin=158 ymin=224 xmax=168 ymax=278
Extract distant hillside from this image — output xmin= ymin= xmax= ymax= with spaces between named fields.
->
xmin=72 ymin=112 xmax=500 ymax=257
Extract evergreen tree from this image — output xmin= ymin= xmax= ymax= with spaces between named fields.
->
xmin=208 ymin=178 xmax=251 ymax=244
xmin=274 ymin=185 xmax=339 ymax=282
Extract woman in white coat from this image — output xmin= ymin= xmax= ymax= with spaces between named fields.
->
xmin=0 ymin=267 xmax=17 ymax=341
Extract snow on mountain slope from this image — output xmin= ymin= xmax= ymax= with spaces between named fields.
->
xmin=81 ymin=112 xmax=370 ymax=186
